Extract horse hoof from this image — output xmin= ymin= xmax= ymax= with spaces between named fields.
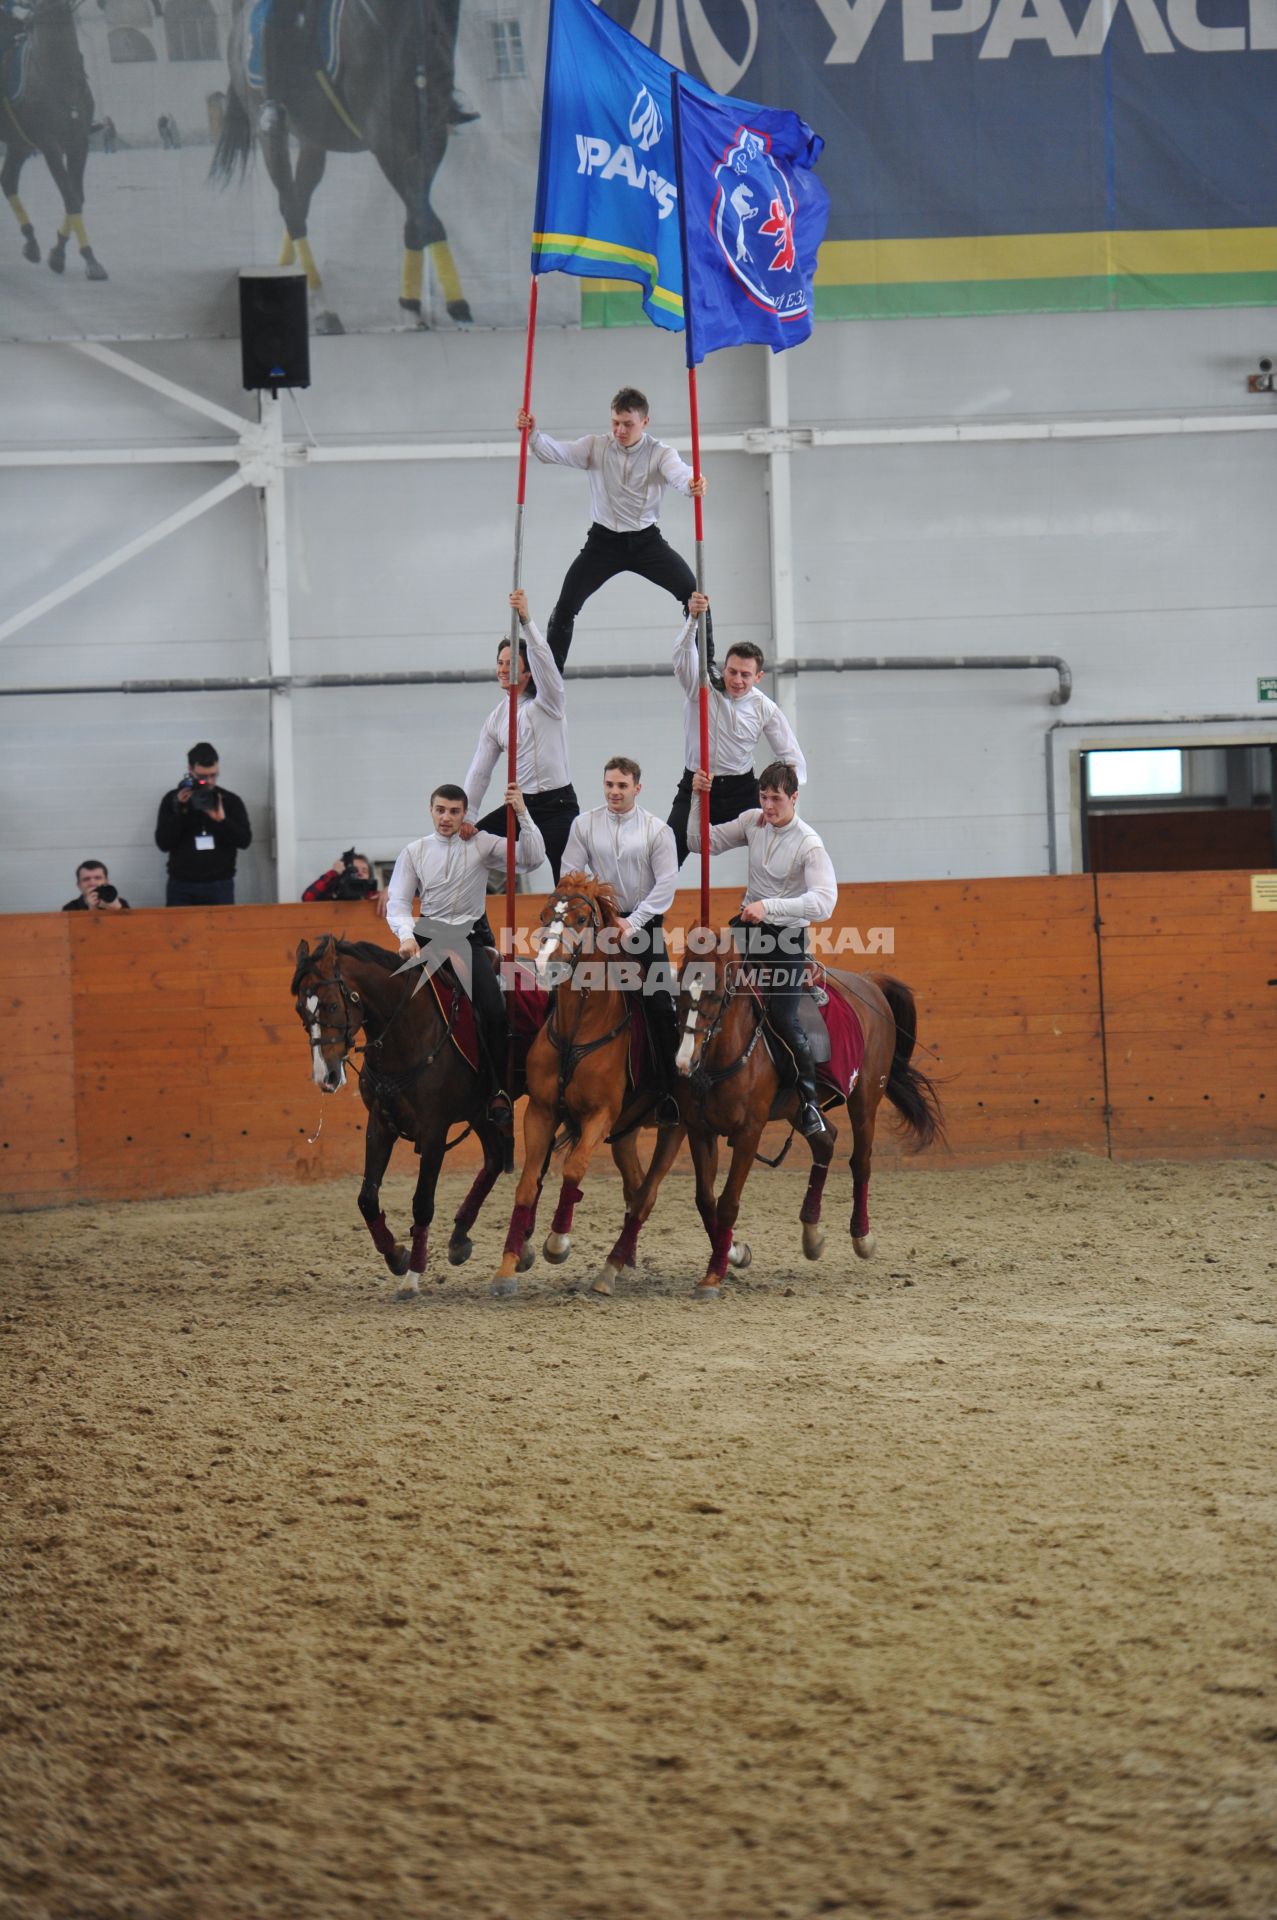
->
xmin=491 ymin=1275 xmax=519 ymax=1299
xmin=852 ymin=1231 xmax=877 ymax=1260
xmin=394 ymin=1277 xmax=421 ymax=1301
xmin=543 ymin=1233 xmax=571 ymax=1266
xmin=516 ymin=1243 xmax=536 ymax=1274
xmin=727 ymin=1241 xmax=751 ymax=1271
xmin=48 ymin=244 xmax=66 ymax=276
xmin=446 ymin=1234 xmax=473 ymax=1267
xmin=388 ymin=1247 xmax=411 ymax=1277
xmin=447 ymin=299 xmax=474 ymax=324
xmin=694 ymin=1279 xmax=723 ymax=1299
xmin=313 ymin=309 xmax=345 ymax=336
xmin=83 ymin=252 xmax=108 ymax=281
xmin=588 ymin=1268 xmax=615 ymax=1296
xmin=802 ymin=1224 xmax=826 ymax=1261
xmin=23 ymin=239 xmax=40 ymax=264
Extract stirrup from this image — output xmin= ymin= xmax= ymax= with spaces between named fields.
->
xmin=654 ymin=1091 xmax=681 ymax=1127
xmin=797 ymin=1100 xmax=828 ymax=1138
xmin=486 ymin=1089 xmax=514 ymax=1133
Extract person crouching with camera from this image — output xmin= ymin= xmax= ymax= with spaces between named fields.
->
xmin=154 ymin=741 xmax=253 ymax=907
xmin=302 ymin=849 xmax=387 ymax=915
xmin=62 ymin=859 xmax=130 ymax=912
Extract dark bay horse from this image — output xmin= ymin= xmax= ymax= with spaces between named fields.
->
xmin=652 ymin=948 xmax=943 ymax=1294
xmin=292 ymin=936 xmax=507 ymax=1295
xmin=1 ymin=0 xmax=107 ymax=279
xmin=491 ymin=875 xmax=685 ymax=1299
xmin=212 ymin=0 xmax=471 ymax=335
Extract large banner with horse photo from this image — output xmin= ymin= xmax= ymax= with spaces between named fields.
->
xmin=1 ymin=0 xmax=1273 ymax=344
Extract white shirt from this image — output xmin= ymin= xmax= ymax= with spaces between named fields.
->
xmin=530 ymin=427 xmax=695 ymax=532
xmin=386 ymin=820 xmax=547 ymax=942
xmin=463 ymin=615 xmax=571 ymax=818
xmin=560 ymin=803 xmax=678 ymax=932
xmin=689 ymin=808 xmax=837 ymax=928
xmin=673 ymin=615 xmax=807 ymax=781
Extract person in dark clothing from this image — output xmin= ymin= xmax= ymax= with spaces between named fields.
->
xmin=155 ymin=741 xmax=252 ymax=906
xmin=63 ymin=859 xmax=129 ymax=912
xmin=301 ymin=850 xmax=383 ymax=905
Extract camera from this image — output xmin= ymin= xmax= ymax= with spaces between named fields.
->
xmin=95 ymin=883 xmax=119 ymax=904
xmin=179 ymin=772 xmax=218 ymax=815
xmin=332 ymin=848 xmax=378 ymax=901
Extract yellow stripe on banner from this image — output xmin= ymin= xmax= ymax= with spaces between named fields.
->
xmin=532 ymin=231 xmax=684 ymax=313
xmin=816 ymin=228 xmax=1277 ymax=287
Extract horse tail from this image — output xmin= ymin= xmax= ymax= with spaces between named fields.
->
xmin=209 ymin=84 xmax=253 ymax=185
xmin=872 ymin=974 xmax=945 ymax=1152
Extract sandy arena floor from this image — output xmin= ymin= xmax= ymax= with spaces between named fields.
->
xmin=2 ymin=1154 xmax=1275 ymax=1920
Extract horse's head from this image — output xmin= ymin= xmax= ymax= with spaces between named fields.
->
xmin=674 ymin=944 xmax=737 ymax=1079
xmin=292 ymin=936 xmax=364 ymax=1092
xmin=534 ymin=871 xmax=620 ymax=984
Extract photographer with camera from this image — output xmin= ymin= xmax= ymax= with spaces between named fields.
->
xmin=62 ymin=860 xmax=130 ymax=913
xmin=154 ymin=742 xmax=253 ymax=907
xmin=302 ymin=849 xmax=387 ymax=913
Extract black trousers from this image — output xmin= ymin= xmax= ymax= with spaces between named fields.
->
xmin=735 ymin=922 xmax=815 ymax=1086
xmin=666 ymin=767 xmax=760 ymax=867
xmin=417 ymin=928 xmax=507 ymax=1085
xmin=476 ymin=782 xmax=579 ymax=884
xmin=547 ymin=523 xmax=715 ymax=672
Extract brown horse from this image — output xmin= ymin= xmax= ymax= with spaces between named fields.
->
xmin=648 ymin=944 xmax=943 ymax=1294
xmin=292 ymin=936 xmax=509 ymax=1295
xmin=490 ymin=874 xmax=685 ymax=1299
xmin=1 ymin=0 xmax=108 ymax=279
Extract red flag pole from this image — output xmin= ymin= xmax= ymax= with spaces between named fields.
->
xmin=503 ymin=275 xmax=538 ymax=1152
xmin=687 ymin=363 xmax=710 ymax=930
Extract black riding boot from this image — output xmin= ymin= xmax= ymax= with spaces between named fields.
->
xmin=645 ymin=990 xmax=682 ymax=1126
xmin=787 ymin=1026 xmax=828 ymax=1137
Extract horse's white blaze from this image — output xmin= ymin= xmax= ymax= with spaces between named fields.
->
xmin=536 ymin=915 xmax=565 ymax=981
xmin=675 ymin=976 xmax=704 ymax=1073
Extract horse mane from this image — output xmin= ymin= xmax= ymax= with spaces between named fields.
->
xmin=291 ymin=935 xmax=400 ymax=994
xmin=556 ymin=870 xmax=622 ymax=926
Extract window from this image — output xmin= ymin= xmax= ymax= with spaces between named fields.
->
xmin=1085 ymin=749 xmax=1183 ymax=799
xmin=490 ymin=17 xmax=526 ymax=79
xmin=164 ymin=0 xmax=219 ymax=63
xmin=104 ymin=0 xmax=155 ymax=22
xmin=108 ymin=25 xmax=157 ymax=61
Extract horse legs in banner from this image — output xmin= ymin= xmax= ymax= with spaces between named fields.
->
xmin=491 ymin=1099 xmax=556 ymax=1297
xmin=848 ymin=1084 xmax=878 ymax=1260
xmin=356 ymin=1106 xmax=411 ymax=1282
xmin=689 ymin=1124 xmax=762 ymax=1297
xmin=370 ymin=126 xmax=472 ymax=327
xmin=592 ymin=1123 xmax=686 ymax=1297
xmin=2 ymin=145 xmax=42 ymax=263
xmin=394 ymin=1128 xmax=448 ymax=1299
xmin=260 ymin=129 xmax=343 ymax=335
xmin=446 ymin=1120 xmax=504 ymax=1267
xmin=800 ymin=1119 xmax=838 ymax=1262
xmin=39 ymin=136 xmax=107 ymax=282
xmin=541 ymin=1109 xmax=613 ymax=1268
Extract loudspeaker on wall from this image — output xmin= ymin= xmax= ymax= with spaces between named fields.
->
xmin=239 ymin=269 xmax=310 ymax=393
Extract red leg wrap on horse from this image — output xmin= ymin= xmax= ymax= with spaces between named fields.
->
xmin=503 ymin=1202 xmax=538 ymax=1258
xmin=851 ymin=1177 xmax=870 ymax=1239
xmin=800 ymin=1164 xmax=829 ymax=1225
xmin=550 ymin=1181 xmax=585 ymax=1236
xmin=454 ymin=1163 xmax=499 ymax=1235
xmin=366 ymin=1211 xmax=398 ymax=1258
xmin=409 ymin=1223 xmax=430 ymax=1273
xmin=710 ymin=1223 xmax=734 ymax=1279
xmin=607 ymin=1211 xmax=642 ymax=1269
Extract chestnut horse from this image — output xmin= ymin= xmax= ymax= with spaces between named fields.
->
xmin=641 ymin=945 xmax=943 ymax=1294
xmin=491 ymin=874 xmax=685 ymax=1299
xmin=292 ymin=936 xmax=508 ymax=1295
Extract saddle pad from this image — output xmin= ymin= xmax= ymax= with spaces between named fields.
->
xmin=429 ymin=956 xmax=550 ymax=1079
xmin=810 ymin=969 xmax=865 ymax=1098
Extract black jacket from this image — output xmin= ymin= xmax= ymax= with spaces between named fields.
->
xmin=154 ymin=786 xmax=252 ymax=883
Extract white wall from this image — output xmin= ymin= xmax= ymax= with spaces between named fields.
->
xmin=2 ymin=305 xmax=1274 ymax=912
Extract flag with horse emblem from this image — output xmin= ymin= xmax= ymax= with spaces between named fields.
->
xmin=531 ymin=0 xmax=686 ymax=331
xmin=672 ymin=80 xmax=830 ymax=364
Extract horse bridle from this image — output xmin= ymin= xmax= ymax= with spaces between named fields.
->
xmin=540 ymin=893 xmax=631 ymax=1102
xmin=295 ymin=940 xmax=457 ymax=1092
xmin=295 ymin=940 xmax=366 ymax=1060
xmin=681 ymin=954 xmax=768 ymax=1099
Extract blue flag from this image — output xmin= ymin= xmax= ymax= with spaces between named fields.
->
xmin=672 ymin=80 xmax=830 ymax=364
xmin=531 ymin=0 xmax=685 ymax=331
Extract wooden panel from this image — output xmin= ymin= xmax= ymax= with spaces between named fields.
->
xmin=1098 ymin=870 xmax=1277 ymax=1157
xmin=0 ymin=916 xmax=76 ymax=1208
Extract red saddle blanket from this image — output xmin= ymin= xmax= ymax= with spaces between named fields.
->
xmin=426 ymin=957 xmax=548 ymax=1077
xmin=742 ymin=967 xmax=865 ymax=1099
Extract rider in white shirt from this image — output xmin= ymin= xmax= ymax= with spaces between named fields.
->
xmin=387 ymin=780 xmax=545 ymax=1127
xmin=516 ymin=384 xmax=713 ymax=673
xmin=668 ymin=590 xmax=807 ymax=865
xmin=689 ymin=759 xmax=837 ymax=1138
xmin=561 ymin=755 xmax=681 ymax=1123
xmin=461 ymin=589 xmax=578 ymax=884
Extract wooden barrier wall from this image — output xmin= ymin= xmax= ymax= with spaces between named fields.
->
xmin=2 ymin=872 xmax=1273 ymax=1210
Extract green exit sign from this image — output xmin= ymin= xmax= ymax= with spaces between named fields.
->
xmin=1261 ymin=677 xmax=1277 ymax=702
